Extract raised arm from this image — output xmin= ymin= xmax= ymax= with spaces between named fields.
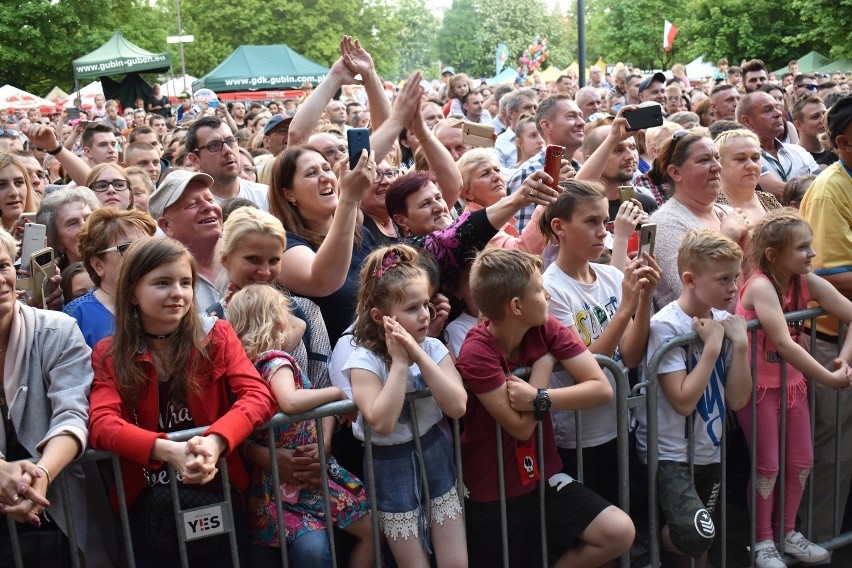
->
xmin=406 ymin=107 xmax=463 ymax=206
xmin=288 ymin=55 xmax=359 ymax=147
xmin=24 ymin=124 xmax=91 ymax=185
xmin=340 ymin=36 xmax=391 ymax=129
xmin=276 ymin=151 xmax=376 ymax=297
xmin=576 ymin=105 xmax=635 ymax=182
xmin=484 ymin=170 xmax=558 ymax=229
xmin=368 ymin=72 xmax=422 ymax=164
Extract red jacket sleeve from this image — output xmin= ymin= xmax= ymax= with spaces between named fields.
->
xmin=88 ymin=339 xmax=168 ymax=468
xmin=200 ymin=321 xmax=277 ymax=454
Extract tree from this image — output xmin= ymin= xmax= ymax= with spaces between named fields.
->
xmin=0 ymin=0 xmax=169 ymax=93
xmin=584 ymin=0 xmax=687 ymax=70
xmin=387 ymin=0 xmax=441 ymax=80
xmin=791 ymin=0 xmax=852 ymax=61
xmin=437 ymin=0 xmax=576 ymax=79
xmin=678 ymin=0 xmax=828 ymax=69
xmin=171 ymin=0 xmax=397 ymax=79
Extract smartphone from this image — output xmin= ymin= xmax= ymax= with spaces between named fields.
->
xmin=17 ymin=211 xmax=37 ymax=226
xmin=543 ymin=145 xmax=564 ymax=190
xmin=20 ymin=222 xmax=46 ymax=271
xmin=623 ymin=105 xmax=664 ymax=131
xmin=461 ymin=122 xmax=495 ymax=148
xmin=31 ymin=247 xmax=55 ymax=309
xmin=67 ymin=107 xmax=80 ymax=121
xmin=347 ymin=128 xmax=371 ymax=170
xmin=618 ymin=185 xmax=635 ymax=203
xmin=639 ymin=223 xmax=657 ymax=258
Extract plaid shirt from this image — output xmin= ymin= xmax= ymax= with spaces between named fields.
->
xmin=507 ymin=148 xmax=581 ymax=232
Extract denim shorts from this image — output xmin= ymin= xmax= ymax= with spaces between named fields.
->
xmin=368 ymin=425 xmax=457 ymax=514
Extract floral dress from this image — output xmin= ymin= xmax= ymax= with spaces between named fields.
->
xmin=246 ymin=350 xmax=369 ymax=546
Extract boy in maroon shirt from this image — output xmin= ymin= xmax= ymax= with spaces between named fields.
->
xmin=456 ymin=248 xmax=635 ymax=567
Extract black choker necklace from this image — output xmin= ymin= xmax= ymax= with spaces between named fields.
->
xmin=142 ymin=330 xmax=175 ymax=340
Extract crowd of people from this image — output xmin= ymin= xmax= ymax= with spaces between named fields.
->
xmin=1 ymin=33 xmax=852 ymax=568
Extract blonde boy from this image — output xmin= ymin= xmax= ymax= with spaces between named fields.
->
xmin=636 ymin=229 xmax=751 ymax=565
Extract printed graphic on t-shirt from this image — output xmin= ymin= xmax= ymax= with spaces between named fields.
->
xmin=684 ymin=346 xmax=727 ymax=448
xmin=574 ymin=295 xmax=621 ymax=362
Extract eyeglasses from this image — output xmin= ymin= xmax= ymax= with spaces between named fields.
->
xmin=376 ymin=169 xmax=400 ymax=180
xmin=801 ymin=84 xmax=818 ymax=92
xmin=321 ymin=145 xmax=347 ymax=159
xmin=241 ymin=166 xmax=257 ymax=175
xmin=194 ymin=136 xmax=238 ymax=154
xmin=90 ymin=179 xmax=129 ymax=192
xmin=97 ymin=242 xmax=132 ymax=256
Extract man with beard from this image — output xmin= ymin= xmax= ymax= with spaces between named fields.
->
xmin=580 ymin=122 xmax=657 ymax=221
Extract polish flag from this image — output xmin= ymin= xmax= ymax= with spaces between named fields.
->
xmin=664 ymin=20 xmax=678 ymax=52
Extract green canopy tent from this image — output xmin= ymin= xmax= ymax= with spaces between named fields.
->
xmin=774 ymin=51 xmax=831 ymax=76
xmin=192 ymin=45 xmax=328 ymax=92
xmin=72 ymin=31 xmax=171 ymax=80
xmin=816 ymin=59 xmax=852 ymax=74
xmin=72 ymin=31 xmax=172 ymax=111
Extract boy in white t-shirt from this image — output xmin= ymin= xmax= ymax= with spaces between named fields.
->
xmin=636 ymin=229 xmax=751 ymax=567
xmin=538 ymin=180 xmax=660 ymax=506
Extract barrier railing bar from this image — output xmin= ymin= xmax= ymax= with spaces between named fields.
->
xmin=362 ymin=425 xmax=382 ymax=568
xmin=748 ymin=327 xmax=758 ymax=566
xmin=265 ymin=425 xmax=289 ymax=568
xmin=315 ymin=416 xmax=338 ymax=568
xmin=58 ymin=467 xmax=80 ymax=568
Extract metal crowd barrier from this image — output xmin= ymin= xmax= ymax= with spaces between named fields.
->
xmin=4 ymin=307 xmax=852 ymax=567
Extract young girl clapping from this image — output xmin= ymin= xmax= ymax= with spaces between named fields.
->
xmin=737 ymin=210 xmax=852 ymax=567
xmin=345 ymin=244 xmax=468 ymax=567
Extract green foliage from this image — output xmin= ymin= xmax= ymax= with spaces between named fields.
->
xmin=172 ymin=0 xmax=396 ymax=79
xmin=584 ymin=0 xmax=687 ymax=70
xmin=790 ymin=0 xmax=852 ymax=61
xmin=388 ymin=0 xmax=441 ymax=80
xmin=678 ymin=0 xmax=827 ymax=69
xmin=437 ymin=0 xmax=576 ymax=79
xmin=4 ymin=0 xmax=851 ymax=95
xmin=0 ymin=0 xmax=169 ymax=94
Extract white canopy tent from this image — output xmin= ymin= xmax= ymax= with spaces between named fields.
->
xmin=159 ymin=75 xmax=197 ymax=100
xmin=63 ymin=81 xmax=104 ymax=109
xmin=0 ymin=85 xmax=57 ymax=111
xmin=684 ymin=56 xmax=716 ymax=81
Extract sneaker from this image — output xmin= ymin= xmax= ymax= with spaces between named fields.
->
xmin=783 ymin=530 xmax=830 ymax=564
xmin=754 ymin=540 xmax=787 ymax=568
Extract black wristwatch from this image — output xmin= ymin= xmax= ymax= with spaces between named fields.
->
xmin=533 ymin=388 xmax=551 ymax=420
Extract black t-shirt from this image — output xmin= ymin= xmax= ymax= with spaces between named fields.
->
xmin=811 ymin=148 xmax=838 ymax=168
xmin=148 ymin=95 xmax=171 ymax=118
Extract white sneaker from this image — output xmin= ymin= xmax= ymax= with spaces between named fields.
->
xmin=783 ymin=530 xmax=830 ymax=564
xmin=754 ymin=540 xmax=787 ymax=568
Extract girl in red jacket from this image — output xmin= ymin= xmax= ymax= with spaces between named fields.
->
xmin=88 ymin=237 xmax=276 ymax=568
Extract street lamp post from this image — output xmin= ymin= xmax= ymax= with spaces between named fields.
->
xmin=166 ymin=0 xmax=194 ymax=92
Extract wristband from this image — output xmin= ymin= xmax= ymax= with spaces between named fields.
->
xmin=36 ymin=464 xmax=52 ymax=485
xmin=46 ymin=145 xmax=63 ymax=156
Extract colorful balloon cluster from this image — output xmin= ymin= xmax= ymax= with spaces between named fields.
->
xmin=517 ymin=36 xmax=549 ymax=84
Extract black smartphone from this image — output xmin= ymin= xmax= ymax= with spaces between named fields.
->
xmin=639 ymin=223 xmax=657 ymax=257
xmin=347 ymin=128 xmax=371 ymax=170
xmin=623 ymin=105 xmax=664 ymax=131
xmin=543 ymin=145 xmax=564 ymax=190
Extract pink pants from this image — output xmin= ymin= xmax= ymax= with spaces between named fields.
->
xmin=737 ymin=386 xmax=813 ymax=541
